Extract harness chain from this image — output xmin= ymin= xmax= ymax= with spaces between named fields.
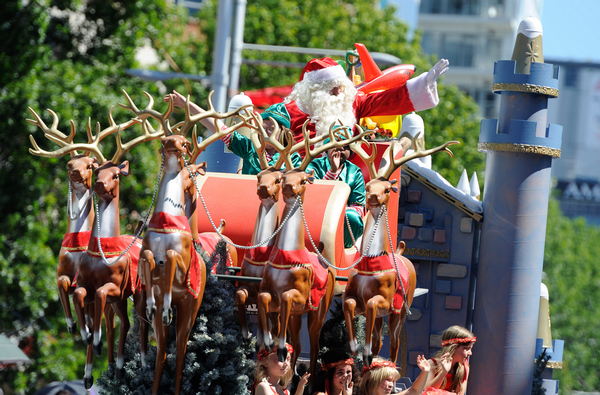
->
xmin=95 ymin=153 xmax=165 ymax=266
xmin=383 ymin=204 xmax=410 ymax=315
xmin=300 ymin=196 xmax=384 ymax=270
xmin=184 ymin=157 xmax=298 ymax=250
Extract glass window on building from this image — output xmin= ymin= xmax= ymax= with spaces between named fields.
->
xmin=564 ymin=66 xmax=578 ymax=87
xmin=441 ymin=35 xmax=476 ymax=67
xmin=421 ymin=0 xmax=482 ymax=15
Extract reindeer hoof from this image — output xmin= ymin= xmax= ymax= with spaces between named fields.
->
xmin=67 ymin=323 xmax=77 ymax=335
xmin=146 ymin=305 xmax=156 ymax=322
xmin=116 ymin=367 xmax=125 ymax=380
xmin=365 ymin=354 xmax=373 ymax=369
xmin=82 ymin=332 xmax=92 ymax=346
xmin=277 ymin=345 xmax=288 ymax=363
xmin=83 ymin=376 xmax=94 ymax=389
xmin=93 ymin=341 xmax=103 ymax=357
xmin=162 ymin=307 xmax=173 ymax=326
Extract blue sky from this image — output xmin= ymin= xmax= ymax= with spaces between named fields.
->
xmin=541 ymin=0 xmax=600 ymax=63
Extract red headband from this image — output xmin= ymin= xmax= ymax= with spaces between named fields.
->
xmin=257 ymin=344 xmax=294 ymax=362
xmin=441 ymin=337 xmax=477 ymax=346
xmin=321 ymin=358 xmax=354 ymax=371
xmin=362 ymin=360 xmax=397 ymax=374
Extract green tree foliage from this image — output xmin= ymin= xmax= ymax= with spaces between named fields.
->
xmin=543 ymin=199 xmax=600 ymax=393
xmin=0 ymin=1 xmax=191 ymax=393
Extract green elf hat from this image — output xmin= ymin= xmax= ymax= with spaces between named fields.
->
xmin=260 ymin=103 xmax=291 ymax=129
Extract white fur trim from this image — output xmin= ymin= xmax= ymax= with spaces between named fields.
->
xmin=303 ymin=65 xmax=346 ymax=84
xmin=406 ymin=72 xmax=440 ymax=112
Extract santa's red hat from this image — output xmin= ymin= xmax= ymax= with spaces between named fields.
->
xmin=299 ymin=57 xmax=346 ymax=83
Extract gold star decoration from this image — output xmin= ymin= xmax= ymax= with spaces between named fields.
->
xmin=524 ymin=41 xmax=541 ymax=65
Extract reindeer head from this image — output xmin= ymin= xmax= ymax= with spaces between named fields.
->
xmin=67 ymin=155 xmax=98 ymax=191
xmin=160 ymin=134 xmax=192 ymax=170
xmin=93 ymin=160 xmax=130 ymax=199
xmin=182 ymin=161 xmax=207 ymax=197
xmin=256 ymin=167 xmax=285 ymax=201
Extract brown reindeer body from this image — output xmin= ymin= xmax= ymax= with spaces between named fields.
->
xmin=258 ymin=168 xmax=336 ymax=381
xmin=344 ymin=137 xmax=457 ymax=368
xmin=138 ymin=135 xmax=207 ymax=395
xmin=235 ymin=165 xmax=283 ymax=340
xmin=72 ymin=160 xmax=150 ymax=387
xmin=343 ymin=177 xmax=417 ymax=367
xmin=27 ymin=106 xmax=149 ymax=389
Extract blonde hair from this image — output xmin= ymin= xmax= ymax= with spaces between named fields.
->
xmin=434 ymin=325 xmax=475 ymax=394
xmin=358 ymin=357 xmax=400 ymax=395
xmin=255 ymin=350 xmax=294 ymax=389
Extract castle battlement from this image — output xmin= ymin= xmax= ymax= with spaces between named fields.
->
xmin=492 ymin=61 xmax=560 ymax=97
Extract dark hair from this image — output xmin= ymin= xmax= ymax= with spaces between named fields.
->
xmin=310 ymin=349 xmax=360 ymax=395
xmin=55 ymin=390 xmax=74 ymax=395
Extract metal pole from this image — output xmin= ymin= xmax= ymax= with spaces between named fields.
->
xmin=211 ymin=0 xmax=234 ymax=112
xmin=228 ymin=0 xmax=248 ymax=99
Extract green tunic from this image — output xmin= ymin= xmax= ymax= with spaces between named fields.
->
xmin=227 ymin=131 xmax=301 ymax=175
xmin=306 ymin=156 xmax=366 ymax=248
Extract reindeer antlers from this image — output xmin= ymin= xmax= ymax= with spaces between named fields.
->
xmin=380 ymin=132 xmax=459 ymax=180
xmin=298 ymin=121 xmax=375 ymax=171
xmin=350 ymin=137 xmax=378 ymax=180
xmin=27 ymin=106 xmax=140 ymax=163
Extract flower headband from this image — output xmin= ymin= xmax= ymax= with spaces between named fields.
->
xmin=321 ymin=358 xmax=354 ymax=371
xmin=257 ymin=344 xmax=294 ymax=361
xmin=441 ymin=337 xmax=477 ymax=346
xmin=362 ymin=360 xmax=397 ymax=374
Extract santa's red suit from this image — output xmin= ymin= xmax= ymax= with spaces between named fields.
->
xmin=284 ymin=57 xmax=443 ymax=148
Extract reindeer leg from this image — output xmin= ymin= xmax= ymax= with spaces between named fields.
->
xmin=289 ymin=315 xmax=302 ymax=375
xmin=269 ymin=312 xmax=280 ymax=339
xmin=364 ymin=295 xmax=389 ymax=368
xmin=174 ymin=297 xmax=199 ymax=395
xmin=279 ymin=289 xmax=303 ymax=362
xmin=235 ymin=286 xmax=252 ymax=341
xmin=112 ymin=298 xmax=131 ymax=380
xmin=389 ymin=312 xmax=404 ymax=366
xmin=163 ymin=250 xmax=185 ymax=326
xmin=134 ymin=289 xmax=150 ymax=367
xmin=104 ymin=304 xmax=115 ymax=364
xmin=83 ymin=343 xmax=94 ymax=389
xmin=372 ymin=317 xmax=384 ymax=357
xmin=73 ymin=287 xmax=92 ymax=345
xmin=93 ymin=283 xmax=121 ymax=356
xmin=57 ymin=274 xmax=76 ymax=334
xmin=344 ymin=297 xmax=358 ymax=355
xmin=258 ymin=292 xmax=273 ymax=350
xmin=152 ymin=298 xmax=168 ymax=395
xmin=140 ymin=249 xmax=157 ymax=322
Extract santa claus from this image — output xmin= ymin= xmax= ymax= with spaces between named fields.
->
xmin=283 ymin=57 xmax=449 ymax=148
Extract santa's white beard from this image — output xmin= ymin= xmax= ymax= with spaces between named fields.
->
xmin=287 ymin=77 xmax=357 ymax=137
xmin=306 ymin=90 xmax=356 ymax=137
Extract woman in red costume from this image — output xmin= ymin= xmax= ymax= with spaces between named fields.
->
xmin=254 ymin=343 xmax=311 ymax=395
xmin=423 ymin=326 xmax=476 ymax=395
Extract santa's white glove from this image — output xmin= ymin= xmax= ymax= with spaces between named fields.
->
xmin=425 ymin=59 xmax=449 ymax=87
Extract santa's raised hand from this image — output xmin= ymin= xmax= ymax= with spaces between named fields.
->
xmin=426 ymin=59 xmax=450 ymax=87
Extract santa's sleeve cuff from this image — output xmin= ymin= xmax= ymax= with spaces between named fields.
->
xmin=406 ymin=72 xmax=440 ymax=112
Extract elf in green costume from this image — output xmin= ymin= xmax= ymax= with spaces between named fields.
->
xmin=165 ymin=91 xmax=300 ymax=175
xmin=306 ymin=134 xmax=366 ymax=248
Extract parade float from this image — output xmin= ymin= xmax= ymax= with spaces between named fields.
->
xmin=25 ymin=17 xmax=564 ymax=395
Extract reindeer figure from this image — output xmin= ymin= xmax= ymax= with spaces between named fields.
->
xmin=27 ymin=107 xmax=146 ymax=388
xmin=127 ymin=91 xmax=254 ymax=395
xmin=234 ymin=113 xmax=329 ymax=341
xmin=343 ymin=135 xmax=458 ymax=367
xmin=257 ymin=122 xmax=373 ymax=381
xmin=27 ymin=107 xmax=137 ymax=336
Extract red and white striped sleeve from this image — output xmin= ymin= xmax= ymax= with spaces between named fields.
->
xmin=323 ymin=168 xmax=342 ymax=180
xmin=347 ymin=205 xmax=365 ymax=217
xmin=220 ymin=124 xmax=232 ymax=146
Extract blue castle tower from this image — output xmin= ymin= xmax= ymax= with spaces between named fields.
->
xmin=469 ymin=18 xmax=563 ymax=395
